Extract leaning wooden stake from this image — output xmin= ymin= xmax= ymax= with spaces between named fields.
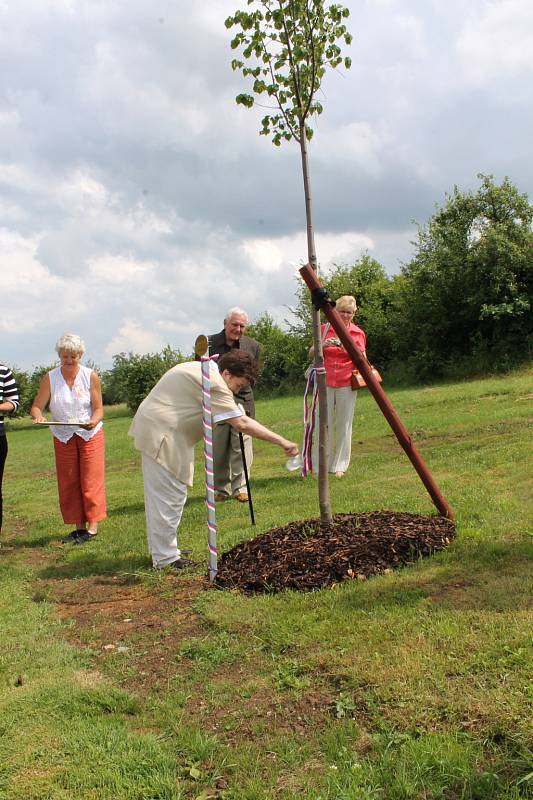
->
xmin=299 ymin=264 xmax=454 ymax=520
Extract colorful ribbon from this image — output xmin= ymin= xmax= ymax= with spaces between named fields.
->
xmin=301 ymin=365 xmax=325 ymax=477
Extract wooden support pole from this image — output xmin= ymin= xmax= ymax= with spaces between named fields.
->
xmin=299 ymin=264 xmax=454 ymax=520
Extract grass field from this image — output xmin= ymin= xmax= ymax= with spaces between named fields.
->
xmin=1 ymin=368 xmax=532 ymax=799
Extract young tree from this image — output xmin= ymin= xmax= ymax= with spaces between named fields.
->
xmin=226 ymin=0 xmax=352 ymax=523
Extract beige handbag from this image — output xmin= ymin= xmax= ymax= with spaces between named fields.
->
xmin=351 ymin=363 xmax=382 ymax=390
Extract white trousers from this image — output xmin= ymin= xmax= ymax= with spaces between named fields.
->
xmin=313 ymin=385 xmax=358 ymax=474
xmin=213 ymin=423 xmax=253 ymax=497
xmin=141 ymin=453 xmax=187 ymax=568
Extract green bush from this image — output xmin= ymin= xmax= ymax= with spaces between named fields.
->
xmin=101 ymin=353 xmax=131 ymax=406
xmin=11 ymin=364 xmax=56 ymax=416
xmin=395 ymin=174 xmax=533 ymax=378
xmin=246 ymin=314 xmax=309 ymax=395
xmin=104 ymin=346 xmax=186 ymax=413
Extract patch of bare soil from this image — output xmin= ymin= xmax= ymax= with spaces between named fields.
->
xmin=49 ymin=574 xmax=336 ymax=742
xmin=189 ymin=683 xmax=335 ymax=744
xmin=215 ymin=511 xmax=455 ymax=594
xmin=51 ymin=574 xmax=208 ymax=690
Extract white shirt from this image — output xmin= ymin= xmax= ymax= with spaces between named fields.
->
xmin=49 ymin=365 xmax=102 ymax=443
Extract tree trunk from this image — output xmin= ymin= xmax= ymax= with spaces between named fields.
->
xmin=299 ymin=123 xmax=332 ymax=525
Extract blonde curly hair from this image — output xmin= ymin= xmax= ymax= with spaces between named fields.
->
xmin=55 ymin=333 xmax=86 ymax=355
xmin=335 ymin=295 xmax=357 ymax=314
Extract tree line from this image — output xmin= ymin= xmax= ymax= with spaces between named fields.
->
xmin=11 ymin=175 xmax=533 ymax=415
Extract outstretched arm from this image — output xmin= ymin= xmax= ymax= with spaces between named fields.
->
xmin=228 ymin=414 xmax=298 ymax=457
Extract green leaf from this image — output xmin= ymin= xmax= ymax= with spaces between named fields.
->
xmin=235 ymin=93 xmax=254 ymax=108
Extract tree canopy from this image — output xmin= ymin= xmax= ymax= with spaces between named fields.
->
xmin=226 ymin=0 xmax=352 ymax=146
xmin=395 ymin=175 xmax=533 ymax=377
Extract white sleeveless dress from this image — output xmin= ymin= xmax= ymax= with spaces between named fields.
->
xmin=49 ymin=365 xmax=103 ymax=443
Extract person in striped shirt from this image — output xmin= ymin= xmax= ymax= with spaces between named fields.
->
xmin=0 ymin=363 xmax=20 ymax=533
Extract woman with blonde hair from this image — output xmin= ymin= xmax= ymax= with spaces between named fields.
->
xmin=309 ymin=295 xmax=366 ymax=477
xmin=31 ymin=334 xmax=106 ymax=543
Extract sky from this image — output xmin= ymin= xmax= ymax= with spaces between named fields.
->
xmin=1 ymin=0 xmax=532 ymax=371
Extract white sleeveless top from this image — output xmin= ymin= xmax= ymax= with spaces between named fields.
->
xmin=49 ymin=365 xmax=103 ymax=443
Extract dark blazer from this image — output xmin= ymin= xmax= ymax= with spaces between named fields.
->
xmin=207 ymin=330 xmax=260 ymax=417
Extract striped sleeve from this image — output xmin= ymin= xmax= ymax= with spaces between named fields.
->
xmin=0 ymin=364 xmax=20 ymax=411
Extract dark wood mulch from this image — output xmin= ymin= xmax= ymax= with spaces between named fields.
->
xmin=214 ymin=511 xmax=455 ymax=594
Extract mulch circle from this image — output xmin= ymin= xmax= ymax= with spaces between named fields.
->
xmin=214 ymin=511 xmax=455 ymax=594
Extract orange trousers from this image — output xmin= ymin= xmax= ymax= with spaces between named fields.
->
xmin=53 ymin=429 xmax=107 ymax=524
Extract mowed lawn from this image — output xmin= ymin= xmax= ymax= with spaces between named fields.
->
xmin=0 ymin=368 xmax=532 ymax=800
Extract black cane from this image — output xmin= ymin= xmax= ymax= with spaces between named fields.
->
xmin=238 ymin=432 xmax=255 ymax=525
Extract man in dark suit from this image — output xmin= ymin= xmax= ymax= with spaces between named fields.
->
xmin=207 ymin=308 xmax=260 ymax=502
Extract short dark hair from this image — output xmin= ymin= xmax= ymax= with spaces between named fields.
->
xmin=218 ymin=350 xmax=258 ymax=386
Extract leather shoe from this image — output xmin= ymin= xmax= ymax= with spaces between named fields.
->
xmin=214 ymin=492 xmax=230 ymax=502
xmin=169 ymin=557 xmax=195 ymax=570
xmin=233 ymin=492 xmax=249 ymax=503
xmin=74 ymin=531 xmax=97 ymax=544
xmin=61 ymin=528 xmax=85 ymax=543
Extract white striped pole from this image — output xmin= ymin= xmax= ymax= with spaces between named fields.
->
xmin=200 ymin=353 xmax=218 ymax=582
